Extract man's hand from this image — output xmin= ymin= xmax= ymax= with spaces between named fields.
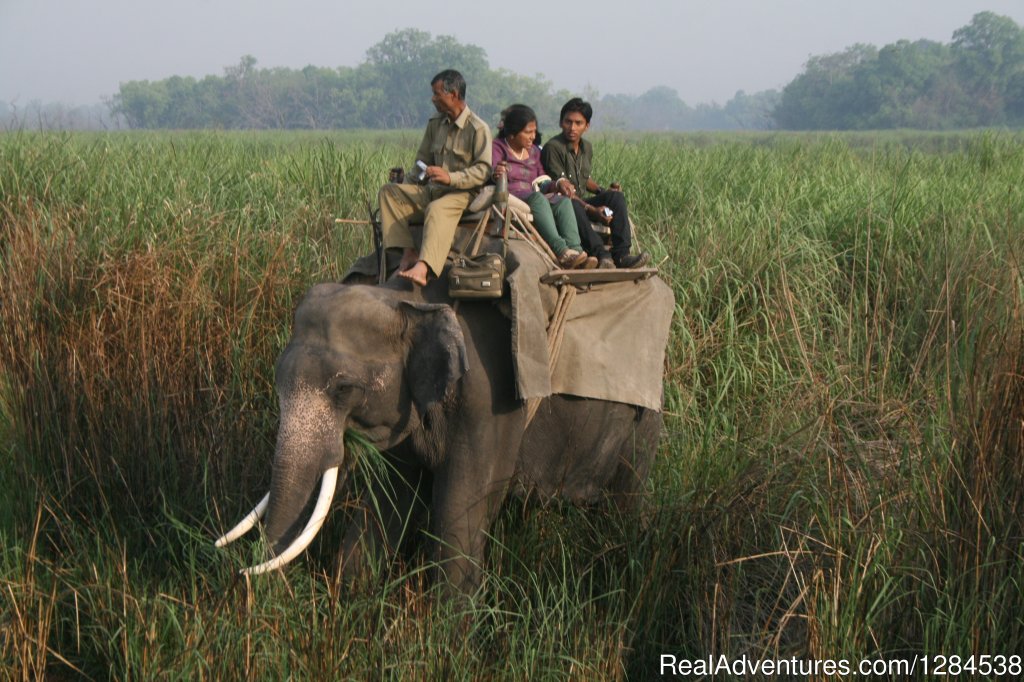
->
xmin=585 ymin=203 xmax=613 ymax=226
xmin=426 ymin=166 xmax=451 ymax=185
xmin=555 ymin=177 xmax=576 ymax=198
xmin=609 ymin=182 xmax=622 ymax=191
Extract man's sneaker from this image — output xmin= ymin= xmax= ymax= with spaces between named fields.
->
xmin=616 ymin=252 xmax=651 ymax=269
xmin=597 ymin=253 xmax=616 ymax=269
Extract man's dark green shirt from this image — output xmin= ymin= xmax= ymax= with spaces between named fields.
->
xmin=540 ymin=133 xmax=593 ymax=196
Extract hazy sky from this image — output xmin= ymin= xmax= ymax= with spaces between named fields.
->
xmin=3 ymin=0 xmax=1023 ymax=107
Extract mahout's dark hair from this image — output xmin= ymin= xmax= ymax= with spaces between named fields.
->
xmin=431 ymin=69 xmax=466 ymax=99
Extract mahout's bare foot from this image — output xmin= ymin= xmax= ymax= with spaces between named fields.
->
xmin=397 ymin=260 xmax=430 ymax=286
xmin=397 ymin=248 xmax=420 ymax=273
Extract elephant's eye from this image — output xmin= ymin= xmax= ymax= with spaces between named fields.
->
xmin=328 ymin=379 xmax=363 ymax=407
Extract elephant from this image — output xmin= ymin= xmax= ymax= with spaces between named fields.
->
xmin=215 ymin=276 xmax=664 ymax=594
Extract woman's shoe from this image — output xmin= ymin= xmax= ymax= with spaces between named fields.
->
xmin=558 ymin=249 xmax=588 ymax=269
xmin=578 ymin=256 xmax=598 ymax=270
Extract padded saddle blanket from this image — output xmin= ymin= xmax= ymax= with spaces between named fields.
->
xmin=344 ymin=235 xmax=675 ymax=411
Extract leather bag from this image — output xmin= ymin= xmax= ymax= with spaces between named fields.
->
xmin=448 ymin=251 xmax=506 ymax=299
xmin=448 ymin=181 xmax=510 ymax=300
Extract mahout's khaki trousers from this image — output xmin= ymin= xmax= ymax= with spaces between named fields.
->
xmin=378 ymin=183 xmax=472 ymax=278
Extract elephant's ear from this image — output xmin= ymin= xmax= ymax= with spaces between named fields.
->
xmin=401 ymin=301 xmax=468 ymax=414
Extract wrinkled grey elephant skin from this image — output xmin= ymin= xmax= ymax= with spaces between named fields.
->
xmin=244 ymin=277 xmax=662 ymax=594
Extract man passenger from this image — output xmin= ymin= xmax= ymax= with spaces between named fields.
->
xmin=541 ymin=97 xmax=650 ymax=269
xmin=378 ymin=69 xmax=492 ymax=286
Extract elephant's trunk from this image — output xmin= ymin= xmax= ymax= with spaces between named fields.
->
xmin=215 ymin=387 xmax=346 ymax=574
xmin=243 ymin=466 xmax=338 ymax=575
xmin=261 ymin=441 xmax=325 ymax=552
xmin=214 ymin=462 xmax=341 ymax=575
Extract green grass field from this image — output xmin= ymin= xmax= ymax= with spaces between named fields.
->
xmin=2 ymin=129 xmax=1023 ymax=679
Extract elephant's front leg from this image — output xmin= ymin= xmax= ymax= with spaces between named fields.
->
xmin=336 ymin=448 xmax=430 ymax=584
xmin=429 ymin=447 xmax=515 ymax=596
xmin=424 ymin=298 xmax=523 ymax=595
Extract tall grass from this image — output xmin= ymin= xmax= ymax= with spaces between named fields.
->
xmin=2 ymin=129 xmax=1022 ymax=679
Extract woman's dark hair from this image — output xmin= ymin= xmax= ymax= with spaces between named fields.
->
xmin=501 ymin=104 xmax=541 ymax=145
xmin=560 ymin=97 xmax=593 ymax=124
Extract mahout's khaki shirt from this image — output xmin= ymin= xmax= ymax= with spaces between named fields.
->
xmin=414 ymin=105 xmax=492 ymax=192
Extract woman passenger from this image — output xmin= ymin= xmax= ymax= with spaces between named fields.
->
xmin=492 ymin=104 xmax=596 ymax=269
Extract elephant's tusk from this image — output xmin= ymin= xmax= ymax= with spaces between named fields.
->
xmin=240 ymin=467 xmax=339 ymax=576
xmin=214 ymin=493 xmax=270 ymax=547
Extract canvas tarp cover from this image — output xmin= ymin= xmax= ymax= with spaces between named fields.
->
xmin=344 ymin=235 xmax=674 ymax=411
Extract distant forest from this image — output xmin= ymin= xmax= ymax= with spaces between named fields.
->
xmin=3 ymin=11 xmax=1022 ymax=131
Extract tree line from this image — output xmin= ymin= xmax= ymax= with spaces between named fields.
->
xmin=103 ymin=28 xmax=773 ymax=133
xmin=4 ymin=12 xmax=1021 ymax=132
xmin=774 ymin=11 xmax=1024 ymax=129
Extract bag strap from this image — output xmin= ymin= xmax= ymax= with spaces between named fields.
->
xmin=497 ymin=200 xmax=510 ymax=261
xmin=467 ymin=209 xmax=491 ymax=257
xmin=462 ymin=193 xmax=509 ymax=259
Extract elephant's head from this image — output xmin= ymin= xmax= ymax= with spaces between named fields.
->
xmin=215 ymin=283 xmax=468 ymax=574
